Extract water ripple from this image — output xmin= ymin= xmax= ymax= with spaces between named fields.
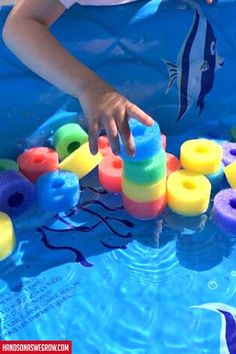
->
xmin=100 ymin=224 xmax=191 ymax=285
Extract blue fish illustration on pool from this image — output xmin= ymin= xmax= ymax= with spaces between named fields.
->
xmin=191 ymin=303 xmax=236 ymax=354
xmin=164 ymin=0 xmax=224 ymax=120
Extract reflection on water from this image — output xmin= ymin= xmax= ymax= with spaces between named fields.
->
xmin=1 ymin=170 xmax=235 ymax=291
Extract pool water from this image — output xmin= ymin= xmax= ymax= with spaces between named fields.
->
xmin=1 ymin=1 xmax=236 ymax=353
xmin=2 ymin=169 xmax=236 ymax=353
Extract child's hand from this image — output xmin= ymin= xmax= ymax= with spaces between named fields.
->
xmin=79 ymin=75 xmax=154 ymax=156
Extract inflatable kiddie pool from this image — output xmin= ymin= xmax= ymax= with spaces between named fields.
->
xmin=0 ymin=0 xmax=236 ymax=352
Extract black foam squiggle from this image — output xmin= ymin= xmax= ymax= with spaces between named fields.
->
xmin=100 ymin=240 xmax=127 ymax=250
xmin=66 ymin=200 xmax=124 ymax=218
xmin=81 ymin=207 xmax=132 ymax=239
xmin=37 ymin=228 xmax=93 ymax=268
xmin=43 ymin=215 xmax=102 ymax=233
xmin=105 ymin=216 xmax=134 ymax=228
xmin=93 ymin=200 xmax=124 ymax=212
xmin=81 ymin=186 xmax=108 ymax=195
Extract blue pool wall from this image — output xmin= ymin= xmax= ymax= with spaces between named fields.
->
xmin=0 ymin=0 xmax=236 ymax=158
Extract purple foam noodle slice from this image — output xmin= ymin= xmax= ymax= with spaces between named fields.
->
xmin=222 ymin=143 xmax=236 ymax=166
xmin=0 ymin=170 xmax=35 ymax=217
xmin=213 ymin=189 xmax=236 ymax=235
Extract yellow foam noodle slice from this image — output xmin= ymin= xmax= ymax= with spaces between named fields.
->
xmin=122 ymin=175 xmax=166 ymax=202
xmin=0 ymin=212 xmax=16 ymax=261
xmin=167 ymin=170 xmax=211 ymax=217
xmin=59 ymin=142 xmax=103 ymax=179
xmin=224 ymin=161 xmax=236 ymax=188
xmin=180 ymin=139 xmax=222 ymax=174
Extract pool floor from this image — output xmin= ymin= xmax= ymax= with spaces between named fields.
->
xmin=0 ymin=164 xmax=236 ymax=353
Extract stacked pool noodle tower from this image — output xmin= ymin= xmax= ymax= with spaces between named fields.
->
xmin=120 ymin=119 xmax=166 ymax=219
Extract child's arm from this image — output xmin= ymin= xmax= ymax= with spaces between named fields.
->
xmin=3 ymin=0 xmax=153 ymax=156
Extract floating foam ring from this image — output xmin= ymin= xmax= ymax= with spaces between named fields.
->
xmin=99 ymin=134 xmax=164 ymax=157
xmin=166 ymin=153 xmax=181 ymax=177
xmin=213 ymin=189 xmax=236 ymax=235
xmin=0 ymin=212 xmax=16 ymax=261
xmin=36 ymin=171 xmax=80 ymax=213
xmin=123 ymin=149 xmax=166 ymax=185
xmin=59 ymin=142 xmax=103 ymax=179
xmin=120 ymin=119 xmax=162 ymax=162
xmin=98 ymin=136 xmax=112 ymax=157
xmin=0 ymin=171 xmax=35 ymax=217
xmin=180 ymin=139 xmax=222 ymax=174
xmin=98 ymin=154 xmax=122 ymax=193
xmin=0 ymin=159 xmax=18 ymax=172
xmin=18 ymin=147 xmax=59 ymax=182
xmin=167 ymin=170 xmax=211 ymax=217
xmin=206 ymin=163 xmax=225 ymax=193
xmin=224 ymin=161 xmax=236 ymax=188
xmin=52 ymin=123 xmax=88 ymax=160
xmin=231 ymin=127 xmax=236 ymax=142
xmin=222 ymin=143 xmax=236 ymax=166
xmin=122 ymin=194 xmax=166 ymax=219
xmin=122 ymin=175 xmax=166 ymax=203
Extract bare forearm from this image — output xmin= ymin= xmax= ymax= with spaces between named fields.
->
xmin=3 ymin=17 xmax=96 ymax=98
xmin=2 ymin=0 xmax=153 ymax=158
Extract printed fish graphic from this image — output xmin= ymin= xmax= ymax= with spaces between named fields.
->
xmin=191 ymin=303 xmax=236 ymax=354
xmin=164 ymin=0 xmax=224 ymax=120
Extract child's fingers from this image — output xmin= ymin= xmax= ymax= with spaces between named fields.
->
xmin=126 ymin=103 xmax=154 ymax=126
xmin=103 ymin=118 xmax=120 ymax=155
xmin=89 ymin=122 xmax=99 ymax=155
xmin=116 ymin=118 xmax=135 ymax=157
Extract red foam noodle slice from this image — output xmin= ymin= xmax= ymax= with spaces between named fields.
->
xmin=98 ymin=154 xmax=123 ymax=193
xmin=122 ymin=193 xmax=166 ymax=219
xmin=166 ymin=153 xmax=181 ymax=177
xmin=17 ymin=147 xmax=59 ymax=182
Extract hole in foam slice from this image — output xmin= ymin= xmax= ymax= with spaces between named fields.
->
xmin=195 ymin=145 xmax=209 ymax=154
xmin=132 ymin=125 xmax=145 ymax=137
xmin=112 ymin=159 xmax=122 ymax=169
xmin=8 ymin=193 xmax=24 ymax=208
xmin=67 ymin=141 xmax=80 ymax=154
xmin=51 ymin=178 xmax=65 ymax=189
xmin=230 ymin=148 xmax=236 ymax=157
xmin=34 ymin=155 xmax=45 ymax=164
xmin=230 ymin=198 xmax=236 ymax=209
xmin=99 ymin=136 xmax=110 ymax=148
xmin=182 ymin=180 xmax=196 ymax=190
